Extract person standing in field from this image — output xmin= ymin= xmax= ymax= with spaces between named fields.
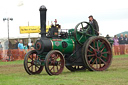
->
xmin=18 ymin=40 xmax=24 ymax=60
xmin=30 ymin=41 xmax=35 ymax=50
xmin=14 ymin=39 xmax=19 ymax=49
xmin=118 ymin=34 xmax=125 ymax=55
xmin=23 ymin=43 xmax=28 ymax=54
xmin=4 ymin=40 xmax=8 ymax=58
xmin=124 ymin=34 xmax=128 ymax=54
xmin=113 ymin=35 xmax=119 ymax=55
xmin=14 ymin=39 xmax=19 ymax=60
xmin=0 ymin=42 xmax=3 ymax=60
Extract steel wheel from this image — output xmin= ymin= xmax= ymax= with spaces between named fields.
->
xmin=82 ymin=36 xmax=112 ymax=71
xmin=45 ymin=50 xmax=65 ymax=75
xmin=66 ymin=65 xmax=86 ymax=72
xmin=74 ymin=21 xmax=95 ymax=45
xmin=24 ymin=50 xmax=43 ymax=75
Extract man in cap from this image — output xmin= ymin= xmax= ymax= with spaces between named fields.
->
xmin=88 ymin=15 xmax=99 ymax=36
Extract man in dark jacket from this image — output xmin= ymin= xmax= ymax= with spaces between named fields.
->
xmin=124 ymin=34 xmax=128 ymax=44
xmin=88 ymin=15 xmax=99 ymax=36
xmin=84 ymin=15 xmax=99 ymax=36
xmin=14 ymin=39 xmax=19 ymax=60
xmin=118 ymin=34 xmax=125 ymax=55
xmin=14 ymin=39 xmax=19 ymax=49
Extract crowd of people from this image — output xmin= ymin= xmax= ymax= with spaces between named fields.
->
xmin=113 ymin=34 xmax=128 ymax=55
xmin=0 ymin=39 xmax=35 ymax=61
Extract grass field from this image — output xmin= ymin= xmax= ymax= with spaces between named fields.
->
xmin=0 ymin=55 xmax=128 ymax=85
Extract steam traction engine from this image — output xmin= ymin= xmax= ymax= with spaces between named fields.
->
xmin=24 ymin=5 xmax=112 ymax=75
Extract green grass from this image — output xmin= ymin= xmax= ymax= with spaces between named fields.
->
xmin=0 ymin=60 xmax=23 ymax=65
xmin=113 ymin=54 xmax=128 ymax=58
xmin=0 ymin=55 xmax=128 ymax=85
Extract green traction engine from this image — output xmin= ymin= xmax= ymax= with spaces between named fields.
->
xmin=24 ymin=5 xmax=113 ymax=75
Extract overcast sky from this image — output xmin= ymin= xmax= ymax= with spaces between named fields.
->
xmin=0 ymin=0 xmax=128 ymax=38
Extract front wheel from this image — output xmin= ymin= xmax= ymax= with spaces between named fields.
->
xmin=24 ymin=50 xmax=43 ymax=75
xmin=45 ymin=50 xmax=65 ymax=75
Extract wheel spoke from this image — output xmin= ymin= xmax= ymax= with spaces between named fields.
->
xmin=89 ymin=45 xmax=95 ymax=51
xmin=81 ymin=23 xmax=84 ymax=29
xmin=31 ymin=65 xmax=33 ymax=72
xmin=99 ymin=58 xmax=102 ymax=68
xmin=35 ymin=65 xmax=37 ymax=72
xmin=78 ymin=35 xmax=84 ymax=42
xmin=53 ymin=66 xmax=55 ymax=72
xmin=88 ymin=50 xmax=93 ymax=53
xmin=99 ymin=58 xmax=107 ymax=65
xmin=32 ymin=54 xmax=33 ymax=61
xmin=87 ymin=54 xmax=96 ymax=57
xmin=35 ymin=65 xmax=40 ymax=69
xmin=101 ymin=55 xmax=107 ymax=59
xmin=55 ymin=54 xmax=59 ymax=60
xmin=27 ymin=61 xmax=32 ymax=63
xmin=73 ymin=66 xmax=76 ymax=69
xmin=96 ymin=59 xmax=98 ymax=69
xmin=102 ymin=51 xmax=110 ymax=54
xmin=101 ymin=47 xmax=105 ymax=52
xmin=91 ymin=58 xmax=97 ymax=66
xmin=35 ymin=54 xmax=37 ymax=60
xmin=56 ymin=65 xmax=59 ymax=71
xmin=78 ymin=66 xmax=80 ymax=69
xmin=29 ymin=56 xmax=32 ymax=60
xmin=50 ymin=66 xmax=54 ymax=71
xmin=97 ymin=41 xmax=99 ymax=50
xmin=28 ymin=65 xmax=32 ymax=69
xmin=93 ymin=41 xmax=95 ymax=49
xmin=89 ymin=57 xmax=94 ymax=64
xmin=99 ymin=42 xmax=104 ymax=49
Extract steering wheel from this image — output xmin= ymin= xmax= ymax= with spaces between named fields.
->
xmin=74 ymin=21 xmax=95 ymax=45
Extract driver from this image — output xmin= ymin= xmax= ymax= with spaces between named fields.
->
xmin=84 ymin=15 xmax=99 ymax=36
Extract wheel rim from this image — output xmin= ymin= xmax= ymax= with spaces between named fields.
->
xmin=74 ymin=21 xmax=94 ymax=45
xmin=45 ymin=50 xmax=65 ymax=75
xmin=83 ymin=37 xmax=112 ymax=71
xmin=66 ymin=65 xmax=86 ymax=72
xmin=24 ymin=50 xmax=43 ymax=75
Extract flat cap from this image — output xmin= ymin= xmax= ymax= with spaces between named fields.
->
xmin=88 ymin=15 xmax=93 ymax=18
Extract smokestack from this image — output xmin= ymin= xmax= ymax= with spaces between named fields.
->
xmin=39 ymin=5 xmax=47 ymax=38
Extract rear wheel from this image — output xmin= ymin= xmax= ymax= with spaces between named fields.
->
xmin=82 ymin=36 xmax=112 ymax=71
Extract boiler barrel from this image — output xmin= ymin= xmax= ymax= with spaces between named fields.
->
xmin=51 ymin=39 xmax=75 ymax=54
xmin=35 ymin=38 xmax=75 ymax=54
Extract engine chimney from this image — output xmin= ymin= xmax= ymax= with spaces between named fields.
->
xmin=39 ymin=5 xmax=47 ymax=38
